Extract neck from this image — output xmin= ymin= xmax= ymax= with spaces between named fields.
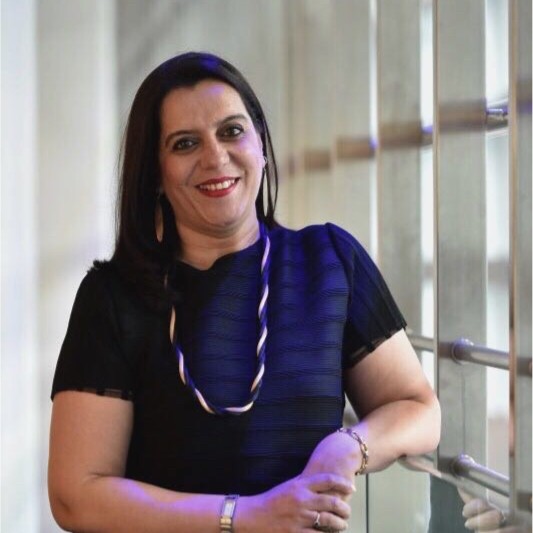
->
xmin=176 ymin=219 xmax=261 ymax=270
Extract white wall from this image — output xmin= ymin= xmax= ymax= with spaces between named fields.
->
xmin=38 ymin=1 xmax=117 ymax=530
xmin=1 ymin=1 xmax=39 ymax=531
xmin=2 ymin=1 xmax=117 ymax=531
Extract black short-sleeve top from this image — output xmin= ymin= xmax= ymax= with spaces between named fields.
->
xmin=51 ymin=223 xmax=406 ymax=495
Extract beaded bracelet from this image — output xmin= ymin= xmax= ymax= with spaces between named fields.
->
xmin=337 ymin=427 xmax=369 ymax=476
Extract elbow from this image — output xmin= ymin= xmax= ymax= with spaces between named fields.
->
xmin=49 ymin=474 xmax=110 ymax=532
xmin=425 ymin=394 xmax=442 ymax=453
xmin=49 ymin=491 xmax=77 ymax=532
xmin=408 ymin=390 xmax=441 ymax=455
xmin=48 ymin=479 xmax=90 ymax=532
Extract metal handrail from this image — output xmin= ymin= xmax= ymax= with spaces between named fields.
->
xmin=407 ymin=333 xmax=510 ymax=371
xmin=400 ymin=453 xmax=510 ymax=498
xmin=408 ymin=333 xmax=434 ymax=352
xmin=451 ymin=454 xmax=510 ymax=496
xmin=295 ymin=101 xmax=509 ymax=170
xmin=486 ymin=105 xmax=509 ymax=130
xmin=451 ymin=338 xmax=510 ymax=370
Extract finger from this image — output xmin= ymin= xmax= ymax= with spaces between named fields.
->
xmin=318 ymin=511 xmax=349 ymax=532
xmin=320 ymin=488 xmax=355 ymax=503
xmin=464 ymin=509 xmax=505 ymax=531
xmin=306 ymin=473 xmax=355 ymax=496
xmin=463 ymin=497 xmax=494 ymax=518
xmin=303 ymin=528 xmax=347 ymax=533
xmin=311 ymin=493 xmax=351 ymax=520
xmin=303 ymin=509 xmax=349 ymax=532
xmin=458 ymin=487 xmax=476 ymax=504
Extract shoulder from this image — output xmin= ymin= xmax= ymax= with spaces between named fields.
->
xmin=267 ymin=224 xmax=373 ymax=288
xmin=74 ymin=260 xmax=161 ymax=321
xmin=80 ymin=260 xmax=118 ymax=291
xmin=269 ymin=222 xmax=357 ymax=246
xmin=75 ymin=261 xmax=126 ymax=307
xmin=269 ymin=223 xmax=367 ymax=261
xmin=70 ymin=262 xmax=114 ymax=312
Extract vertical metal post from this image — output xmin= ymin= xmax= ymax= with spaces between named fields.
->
xmin=333 ymin=0 xmax=373 ymax=250
xmin=508 ymin=0 xmax=532 ymax=527
xmin=372 ymin=1 xmax=429 ymax=531
xmin=376 ymin=0 xmax=422 ymax=338
xmin=432 ymin=0 xmax=487 ymax=530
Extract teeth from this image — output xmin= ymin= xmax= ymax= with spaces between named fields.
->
xmin=199 ymin=179 xmax=236 ymax=192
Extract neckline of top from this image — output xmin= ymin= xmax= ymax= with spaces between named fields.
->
xmin=174 ymin=234 xmax=263 ymax=274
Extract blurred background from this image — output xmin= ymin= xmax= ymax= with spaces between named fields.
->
xmin=1 ymin=0 xmax=531 ymax=531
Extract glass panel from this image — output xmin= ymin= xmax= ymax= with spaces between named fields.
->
xmin=485 ymin=131 xmax=510 ymax=480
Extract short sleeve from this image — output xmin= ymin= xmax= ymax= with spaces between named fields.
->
xmin=51 ymin=266 xmax=136 ymax=401
xmin=326 ymin=223 xmax=407 ymax=368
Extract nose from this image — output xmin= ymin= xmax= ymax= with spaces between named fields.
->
xmin=199 ymin=137 xmax=229 ymax=170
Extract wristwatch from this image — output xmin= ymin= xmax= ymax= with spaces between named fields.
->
xmin=220 ymin=494 xmax=239 ymax=532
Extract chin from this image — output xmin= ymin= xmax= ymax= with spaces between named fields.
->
xmin=205 ymin=210 xmax=251 ymax=230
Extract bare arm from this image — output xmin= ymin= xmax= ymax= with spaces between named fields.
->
xmin=344 ymin=329 xmax=441 ymax=470
xmin=302 ymin=330 xmax=441 ymax=483
xmin=49 ymin=391 xmax=354 ymax=533
xmin=48 ymin=391 xmax=225 ymax=532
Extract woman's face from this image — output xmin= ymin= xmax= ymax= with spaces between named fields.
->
xmin=158 ymin=80 xmax=264 ymax=237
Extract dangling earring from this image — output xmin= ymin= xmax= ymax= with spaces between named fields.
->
xmin=155 ymin=189 xmax=164 ymax=243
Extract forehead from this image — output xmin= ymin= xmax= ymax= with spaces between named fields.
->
xmin=159 ymin=80 xmax=250 ymax=129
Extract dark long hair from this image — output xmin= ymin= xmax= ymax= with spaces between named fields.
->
xmin=111 ymin=52 xmax=279 ymax=310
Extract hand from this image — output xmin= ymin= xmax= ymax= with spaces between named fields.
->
xmin=237 ymin=473 xmax=354 ymax=533
xmin=458 ymin=488 xmax=526 ymax=532
xmin=301 ymin=431 xmax=360 ymax=501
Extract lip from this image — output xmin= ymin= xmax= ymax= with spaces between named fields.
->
xmin=196 ymin=176 xmax=240 ymax=198
xmin=197 ymin=176 xmax=237 ymax=186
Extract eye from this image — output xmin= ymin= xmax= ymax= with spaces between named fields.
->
xmin=220 ymin=124 xmax=244 ymax=138
xmin=172 ymin=138 xmax=196 ymax=151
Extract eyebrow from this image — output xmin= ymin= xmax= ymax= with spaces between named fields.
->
xmin=163 ymin=113 xmax=249 ymax=148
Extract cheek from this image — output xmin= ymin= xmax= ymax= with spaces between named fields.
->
xmin=160 ymin=158 xmax=189 ymax=189
xmin=238 ymin=138 xmax=263 ymax=171
xmin=237 ymin=130 xmax=262 ymax=158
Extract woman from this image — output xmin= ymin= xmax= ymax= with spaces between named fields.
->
xmin=49 ymin=52 xmax=440 ymax=533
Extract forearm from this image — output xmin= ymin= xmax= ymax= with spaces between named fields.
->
xmin=51 ymin=473 xmax=354 ymax=533
xmin=349 ymin=395 xmax=441 ymax=473
xmin=52 ymin=475 xmax=226 ymax=533
xmin=303 ymin=332 xmax=440 ymax=488
xmin=302 ymin=395 xmax=440 ymax=494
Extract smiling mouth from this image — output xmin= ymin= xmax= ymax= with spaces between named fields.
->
xmin=197 ymin=178 xmax=239 ymax=192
